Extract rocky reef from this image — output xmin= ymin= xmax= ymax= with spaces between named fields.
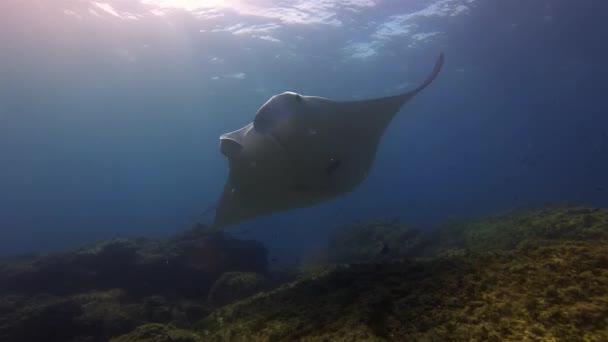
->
xmin=2 ymin=205 xmax=608 ymax=341
xmin=192 ymin=206 xmax=608 ymax=341
xmin=0 ymin=225 xmax=271 ymax=342
xmin=325 ymin=218 xmax=424 ymax=263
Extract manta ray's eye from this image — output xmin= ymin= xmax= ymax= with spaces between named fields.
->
xmin=294 ymin=94 xmax=302 ymax=102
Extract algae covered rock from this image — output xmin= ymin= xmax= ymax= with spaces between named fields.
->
xmin=197 ymin=242 xmax=608 ymax=341
xmin=0 ymin=224 xmax=267 ymax=342
xmin=110 ymin=323 xmax=202 ymax=342
xmin=432 ymin=205 xmax=608 ymax=254
xmin=0 ymin=294 xmax=83 ymax=342
xmin=0 ymin=226 xmax=268 ymax=298
xmin=194 ymin=206 xmax=608 ymax=341
xmin=327 ymin=218 xmax=423 ymax=263
xmin=0 ymin=290 xmax=141 ymax=342
xmin=3 ymin=205 xmax=608 ymax=341
xmin=207 ymin=272 xmax=272 ymax=307
xmin=0 ymin=288 xmax=209 ymax=342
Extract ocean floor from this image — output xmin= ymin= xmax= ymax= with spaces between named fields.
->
xmin=1 ymin=205 xmax=607 ymax=341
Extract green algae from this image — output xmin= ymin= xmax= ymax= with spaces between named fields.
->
xmin=110 ymin=323 xmax=203 ymax=342
xmin=3 ymin=205 xmax=608 ymax=341
xmin=431 ymin=205 xmax=608 ymax=254
xmin=207 ymin=272 xmax=272 ymax=307
xmin=0 ymin=224 xmax=263 ymax=341
xmin=326 ymin=218 xmax=423 ymax=263
xmin=0 ymin=290 xmax=143 ymax=342
xmin=189 ymin=205 xmax=608 ymax=341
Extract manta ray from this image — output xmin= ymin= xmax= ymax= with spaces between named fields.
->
xmin=213 ymin=53 xmax=444 ymax=228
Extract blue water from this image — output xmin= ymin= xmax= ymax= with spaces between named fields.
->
xmin=1 ymin=0 xmax=607 ymax=262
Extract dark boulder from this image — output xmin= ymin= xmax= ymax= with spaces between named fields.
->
xmin=0 ymin=226 xmax=268 ymax=298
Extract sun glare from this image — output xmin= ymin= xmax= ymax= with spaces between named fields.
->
xmin=142 ymin=0 xmax=241 ymax=11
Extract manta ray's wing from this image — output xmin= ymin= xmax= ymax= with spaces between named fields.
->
xmin=330 ymin=52 xmax=444 ymax=140
xmin=280 ymin=52 xmax=445 ymax=192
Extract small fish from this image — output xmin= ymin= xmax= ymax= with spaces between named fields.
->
xmin=595 ymin=187 xmax=605 ymax=192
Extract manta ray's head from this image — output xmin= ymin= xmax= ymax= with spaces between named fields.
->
xmin=253 ymin=91 xmax=305 ymax=140
xmin=219 ymin=91 xmax=304 ymax=160
xmin=219 ymin=124 xmax=275 ymax=162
